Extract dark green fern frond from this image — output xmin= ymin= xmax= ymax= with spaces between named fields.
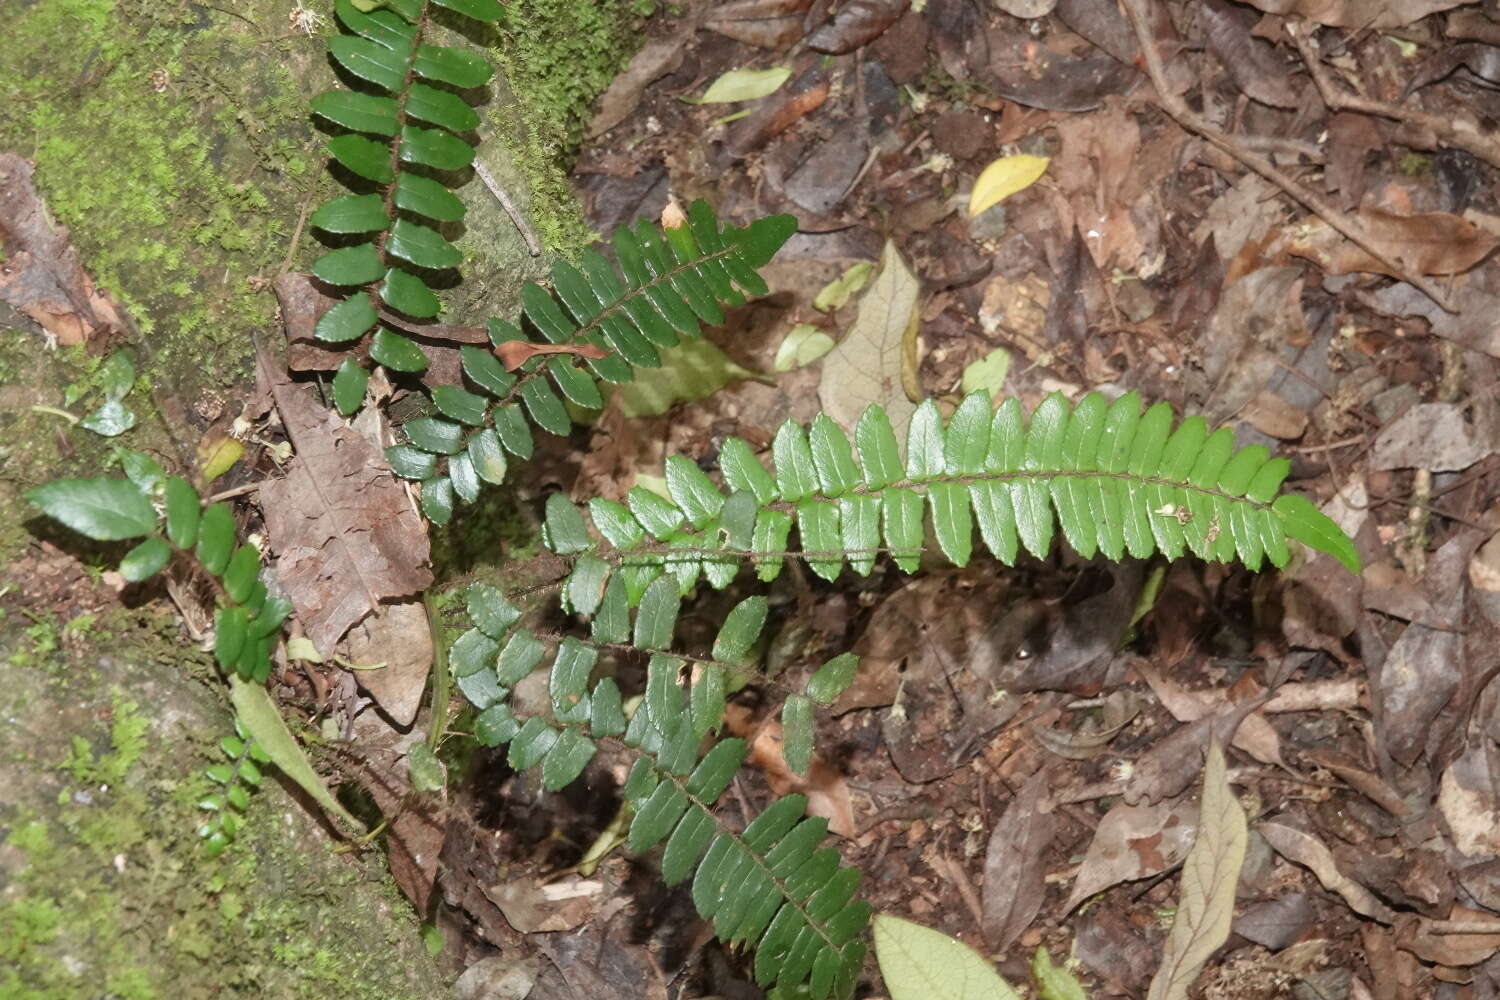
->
xmin=386 ymin=201 xmax=797 ymax=524
xmin=450 ymin=579 xmax=869 ymax=999
xmin=309 ymin=0 xmax=502 ymax=413
xmin=197 ymin=716 xmax=271 ymax=855
xmin=539 ymin=389 xmax=1360 ymax=604
xmin=25 ymin=472 xmax=291 ymax=682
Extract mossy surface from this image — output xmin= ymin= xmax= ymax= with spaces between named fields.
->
xmin=0 ymin=609 xmax=447 ymax=1000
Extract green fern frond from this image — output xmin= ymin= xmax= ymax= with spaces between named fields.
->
xmin=387 ymin=201 xmax=797 ymax=524
xmin=452 ymin=578 xmax=869 ymax=1000
xmin=197 ymin=716 xmax=271 ymax=855
xmin=309 ymin=0 xmax=502 ymax=412
xmin=541 ymin=389 xmax=1361 ymax=602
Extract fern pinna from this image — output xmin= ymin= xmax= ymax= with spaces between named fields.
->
xmin=451 ymin=389 xmax=1359 ymax=1000
xmin=385 ymin=201 xmax=797 ymax=524
xmin=309 ymin=0 xmax=502 ymax=412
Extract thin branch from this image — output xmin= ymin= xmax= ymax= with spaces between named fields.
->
xmin=1287 ymin=22 xmax=1500 ymax=172
xmin=1119 ymin=0 xmax=1456 ymax=313
xmin=475 ymin=160 xmax=542 ymax=257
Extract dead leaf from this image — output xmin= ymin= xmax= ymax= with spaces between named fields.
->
xmin=747 ymin=718 xmax=856 ymax=837
xmin=1032 ymin=689 xmax=1142 ymax=760
xmin=981 ymin=30 xmax=1138 ymax=112
xmin=1064 ymin=793 xmax=1199 ymax=913
xmin=1135 ymin=661 xmax=1285 ymax=768
xmin=1371 ymin=402 xmax=1488 ymax=472
xmin=1147 ymin=742 xmax=1247 ymax=1000
xmin=493 ymin=340 xmax=609 ymax=371
xmin=1374 ymin=622 xmax=1463 ymax=768
xmin=704 ymin=0 xmax=810 ymax=48
xmin=1233 ymin=893 xmax=1317 ymax=951
xmin=1288 ymin=211 xmax=1498 ymax=278
xmin=257 ymin=351 xmax=433 ymax=657
xmin=1401 ymin=908 xmax=1500 ymax=967
xmin=0 ymin=153 xmax=127 ymax=346
xmin=485 ymin=875 xmax=603 ymax=933
xmin=1124 ymin=695 xmax=1269 ymax=805
xmin=1439 ymin=744 xmax=1500 ymax=858
xmin=1259 ymin=816 xmax=1396 ymax=923
xmin=805 ymin=0 xmax=906 ymax=53
xmin=818 ymin=239 xmax=920 ymax=442
xmin=588 ymin=38 xmax=685 ymax=138
xmin=981 ymin=770 xmax=1057 ymax=949
xmin=1365 ymin=266 xmax=1500 ymax=359
xmin=1200 ymin=0 xmax=1299 ymax=108
xmin=345 ymin=599 xmax=433 ymax=728
xmin=1234 ymin=0 xmax=1477 ymax=29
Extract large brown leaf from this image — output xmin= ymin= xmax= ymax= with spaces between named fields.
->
xmin=981 ymin=770 xmax=1057 ymax=948
xmin=258 ymin=351 xmax=433 ymax=657
xmin=1288 ymin=210 xmax=1498 ymax=278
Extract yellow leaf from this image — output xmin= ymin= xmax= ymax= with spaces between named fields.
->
xmin=968 ymin=154 xmax=1050 ymax=217
xmin=198 ymin=433 xmax=244 ymax=484
xmin=695 ymin=66 xmax=792 ymax=104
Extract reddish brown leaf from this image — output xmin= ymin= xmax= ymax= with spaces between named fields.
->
xmin=1064 ymin=794 xmax=1198 ymax=913
xmin=1288 ymin=210 xmax=1499 ymax=278
xmin=493 ymin=339 xmax=609 ymax=370
xmin=0 ymin=153 xmax=127 ymax=347
xmin=1234 ymin=0 xmax=1474 ymax=28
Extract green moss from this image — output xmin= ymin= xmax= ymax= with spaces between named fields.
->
xmin=491 ymin=0 xmax=647 ymax=254
xmin=0 ymin=0 xmax=314 ymax=395
xmin=0 ymin=609 xmax=445 ymax=999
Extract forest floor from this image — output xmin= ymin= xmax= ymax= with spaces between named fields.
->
xmin=7 ymin=0 xmax=1500 ymax=999
xmin=507 ymin=2 xmax=1500 ymax=998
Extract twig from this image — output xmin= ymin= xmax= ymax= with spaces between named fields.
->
xmin=279 ymin=182 xmax=319 ymax=275
xmin=1287 ymin=23 xmax=1500 ymax=172
xmin=474 ymin=160 xmax=542 ymax=257
xmin=1119 ymin=0 xmax=1456 ymax=314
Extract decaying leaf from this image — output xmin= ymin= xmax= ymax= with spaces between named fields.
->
xmin=1259 ymin=817 xmax=1397 ymax=923
xmin=0 ymin=153 xmax=128 ymax=347
xmin=747 ymin=717 xmax=856 ymax=837
xmin=806 ymin=0 xmax=908 ymax=54
xmin=344 ymin=599 xmax=433 ymax=728
xmin=1371 ymin=402 xmax=1487 ymax=472
xmin=818 ymin=239 xmax=921 ymax=443
xmin=588 ymin=38 xmax=685 ymax=138
xmin=968 ymin=154 xmax=1050 ymax=218
xmin=1147 ymin=741 xmax=1247 ymax=1000
xmin=485 ymin=875 xmax=604 ymax=934
xmin=1288 ymin=211 xmax=1498 ymax=278
xmin=492 ymin=340 xmax=609 ymax=371
xmin=1065 ymin=793 xmax=1199 ymax=913
xmin=982 ymin=770 xmax=1057 ymax=949
xmin=257 ymin=351 xmax=433 ymax=657
xmin=1400 ymin=907 xmax=1500 ymax=967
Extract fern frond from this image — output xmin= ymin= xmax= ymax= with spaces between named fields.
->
xmin=309 ymin=0 xmax=501 ymax=413
xmin=197 ymin=716 xmax=271 ymax=855
xmin=541 ymin=390 xmax=1360 ymax=603
xmin=387 ymin=202 xmax=797 ymax=524
xmin=451 ymin=580 xmax=869 ymax=999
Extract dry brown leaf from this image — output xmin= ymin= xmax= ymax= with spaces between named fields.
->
xmin=258 ymin=351 xmax=433 ymax=657
xmin=1234 ymin=0 xmax=1476 ymax=28
xmin=1258 ymin=817 xmax=1396 ymax=923
xmin=1064 ymin=793 xmax=1198 ymax=913
xmin=981 ymin=770 xmax=1057 ymax=949
xmin=1147 ymin=741 xmax=1247 ymax=1000
xmin=805 ymin=0 xmax=906 ymax=53
xmin=1371 ymin=402 xmax=1488 ymax=472
xmin=747 ymin=718 xmax=856 ymax=837
xmin=1401 ymin=908 xmax=1500 ymax=967
xmin=1200 ymin=0 xmax=1298 ymax=108
xmin=485 ymin=875 xmax=604 ymax=934
xmin=1124 ymin=694 xmax=1269 ymax=805
xmin=587 ymin=38 xmax=684 ymax=139
xmin=344 ymin=599 xmax=433 ymax=728
xmin=1288 ymin=210 xmax=1498 ymax=278
xmin=1134 ymin=661 xmax=1285 ymax=768
xmin=818 ymin=239 xmax=920 ymax=443
xmin=0 ymin=153 xmax=127 ymax=346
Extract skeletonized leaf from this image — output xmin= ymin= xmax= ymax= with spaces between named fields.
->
xmin=874 ymin=914 xmax=1023 ymax=1000
xmin=968 ymin=154 xmax=1049 ymax=217
xmin=1146 ymin=741 xmax=1247 ymax=1000
xmin=818 ymin=240 xmax=920 ymax=445
xmin=696 ymin=66 xmax=792 ymax=103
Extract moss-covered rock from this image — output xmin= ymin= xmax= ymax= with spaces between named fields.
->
xmin=0 ymin=608 xmax=447 ymax=999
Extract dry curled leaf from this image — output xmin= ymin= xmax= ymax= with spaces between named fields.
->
xmin=493 ymin=339 xmax=609 ymax=371
xmin=1064 ymin=794 xmax=1198 ymax=914
xmin=1259 ymin=817 xmax=1396 ymax=923
xmin=1147 ymin=741 xmax=1247 ymax=1000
